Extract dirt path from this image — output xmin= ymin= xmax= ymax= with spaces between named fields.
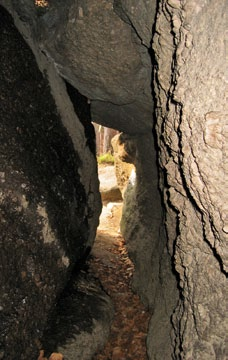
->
xmin=88 ymin=202 xmax=150 ymax=360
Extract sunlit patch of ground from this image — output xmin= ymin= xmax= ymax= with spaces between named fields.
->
xmin=90 ymin=200 xmax=150 ymax=360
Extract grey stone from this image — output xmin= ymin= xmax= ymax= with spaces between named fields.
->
xmin=113 ymin=0 xmax=157 ymax=47
xmin=38 ymin=0 xmax=147 ymax=105
xmin=42 ymin=273 xmax=114 ymax=360
xmin=1 ymin=1 xmax=228 ymax=359
xmin=120 ymin=134 xmax=178 ymax=360
xmin=91 ymin=98 xmax=153 ymax=135
xmin=153 ymin=0 xmax=228 ymax=358
xmin=2 ymin=0 xmax=154 ymax=135
xmin=0 ymin=6 xmax=101 ymax=359
xmin=98 ymin=165 xmax=122 ymax=203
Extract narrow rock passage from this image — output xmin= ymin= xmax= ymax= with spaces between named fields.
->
xmin=88 ymin=202 xmax=150 ymax=359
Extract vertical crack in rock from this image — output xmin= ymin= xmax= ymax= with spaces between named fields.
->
xmin=153 ymin=0 xmax=228 ymax=358
xmin=2 ymin=0 xmax=228 ymax=359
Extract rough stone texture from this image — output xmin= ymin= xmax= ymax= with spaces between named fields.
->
xmin=3 ymin=1 xmax=227 ymax=360
xmin=98 ymin=165 xmax=122 ymax=203
xmin=91 ymin=97 xmax=153 ymax=135
xmin=113 ymin=0 xmax=157 ymax=47
xmin=0 ymin=0 xmax=155 ymax=135
xmin=0 ymin=6 xmax=101 ymax=360
xmin=42 ymin=272 xmax=114 ymax=360
xmin=39 ymin=0 xmax=145 ymax=105
xmin=153 ymin=0 xmax=228 ymax=359
xmin=120 ymin=133 xmax=178 ymax=359
xmin=111 ymin=133 xmax=135 ymax=197
xmin=0 ymin=2 xmax=175 ymax=359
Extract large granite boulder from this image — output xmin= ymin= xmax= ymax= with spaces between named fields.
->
xmin=98 ymin=165 xmax=122 ymax=203
xmin=41 ymin=271 xmax=114 ymax=360
xmin=120 ymin=133 xmax=178 ymax=359
xmin=1 ymin=1 xmax=227 ymax=359
xmin=0 ymin=6 xmax=101 ymax=359
xmin=152 ymin=0 xmax=228 ymax=358
xmin=0 ymin=0 xmax=155 ymax=135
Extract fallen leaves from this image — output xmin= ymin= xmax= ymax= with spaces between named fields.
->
xmin=89 ymin=211 xmax=150 ymax=360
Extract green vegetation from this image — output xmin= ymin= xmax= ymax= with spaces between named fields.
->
xmin=97 ymin=152 xmax=115 ymax=165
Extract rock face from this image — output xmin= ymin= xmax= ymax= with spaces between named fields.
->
xmin=120 ymin=133 xmax=178 ymax=359
xmin=0 ymin=5 xmax=101 ymax=359
xmin=98 ymin=165 xmax=122 ymax=203
xmin=153 ymin=0 xmax=228 ymax=359
xmin=1 ymin=1 xmax=228 ymax=360
xmin=2 ymin=0 xmax=154 ymax=135
xmin=111 ymin=133 xmax=135 ymax=197
xmin=42 ymin=271 xmax=114 ymax=360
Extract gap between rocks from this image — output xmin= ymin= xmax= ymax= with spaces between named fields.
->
xmin=38 ymin=164 xmax=150 ymax=360
xmin=90 ymin=163 xmax=150 ymax=359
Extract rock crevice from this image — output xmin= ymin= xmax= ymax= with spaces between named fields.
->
xmin=1 ymin=1 xmax=228 ymax=359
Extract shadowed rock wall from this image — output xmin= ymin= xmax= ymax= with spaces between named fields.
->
xmin=0 ymin=6 xmax=100 ymax=359
xmin=120 ymin=133 xmax=178 ymax=359
xmin=153 ymin=0 xmax=228 ymax=358
xmin=1 ymin=0 xmax=228 ymax=359
xmin=6 ymin=0 xmax=155 ymax=134
xmin=0 ymin=1 xmax=164 ymax=358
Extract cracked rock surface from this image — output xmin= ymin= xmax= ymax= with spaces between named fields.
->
xmin=1 ymin=1 xmax=228 ymax=359
xmin=153 ymin=1 xmax=228 ymax=358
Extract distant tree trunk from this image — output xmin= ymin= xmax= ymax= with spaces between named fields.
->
xmin=93 ymin=124 xmax=118 ymax=155
xmin=103 ymin=127 xmax=118 ymax=154
xmin=93 ymin=123 xmax=102 ymax=155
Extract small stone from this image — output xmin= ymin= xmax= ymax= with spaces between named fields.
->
xmin=222 ymin=225 xmax=228 ymax=234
